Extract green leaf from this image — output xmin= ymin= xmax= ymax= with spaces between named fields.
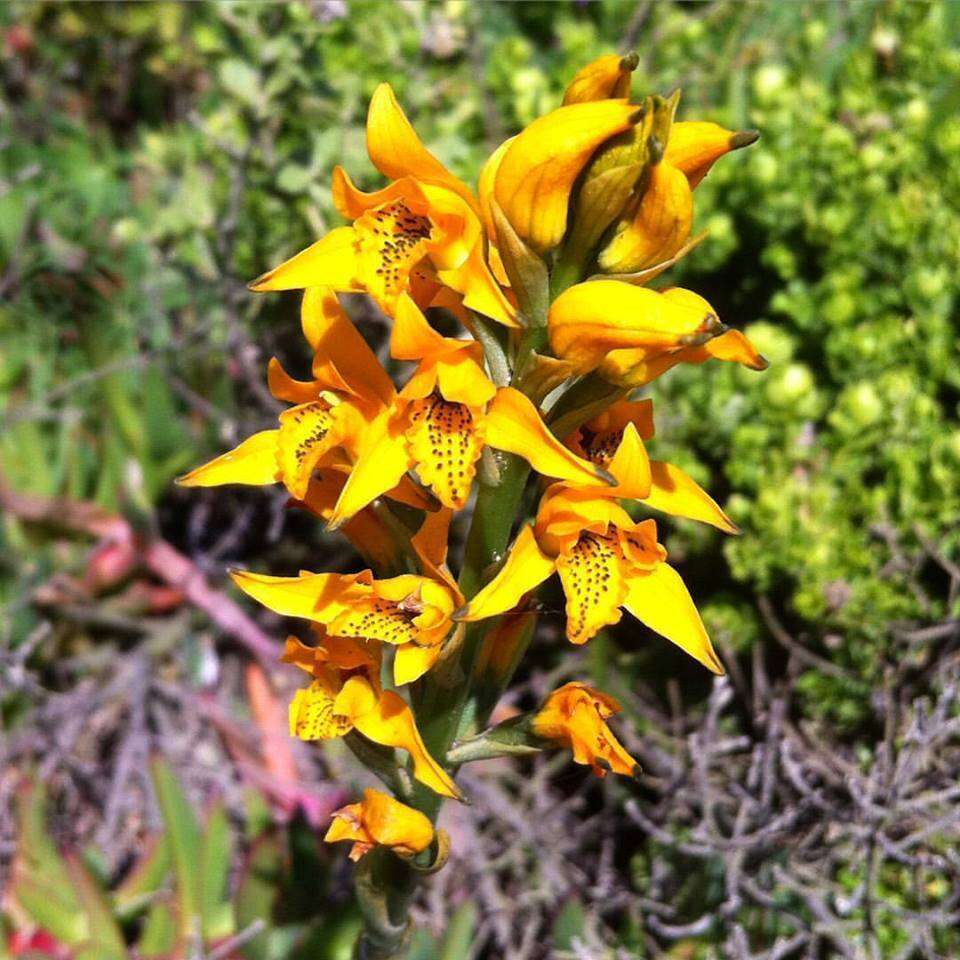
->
xmin=150 ymin=757 xmax=202 ymax=936
xmin=490 ymin=199 xmax=549 ymax=326
xmin=218 ymin=59 xmax=263 ymax=110
xmin=113 ymin=834 xmax=171 ymax=918
xmin=64 ymin=854 xmax=127 ymax=960
xmin=200 ymin=800 xmax=235 ymax=941
xmin=446 ymin=714 xmax=544 ymax=765
xmin=137 ymin=899 xmax=180 ymax=958
xmin=552 ymin=898 xmax=587 ymax=950
xmin=439 ymin=902 xmax=477 ymax=960
xmin=235 ymin=834 xmax=284 ymax=960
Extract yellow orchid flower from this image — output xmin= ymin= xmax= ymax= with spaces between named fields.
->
xmin=531 ymin=682 xmax=639 ymax=778
xmin=280 ymin=632 xmax=461 ymax=800
xmin=549 ymin=279 xmax=723 ymax=378
xmin=248 ymin=84 xmax=515 ymax=327
xmin=455 ymin=481 xmax=723 ymax=672
xmin=178 ymin=288 xmax=398 ymax=501
xmin=549 ymin=281 xmax=766 ymax=386
xmin=666 ymin=121 xmax=759 ymax=188
xmin=326 ymin=295 xmax=612 ymax=525
xmin=325 ymin=788 xmax=435 ymax=862
xmin=564 ymin=398 xmax=737 ymax=533
xmin=234 ymin=510 xmax=464 ymax=686
xmin=562 ymin=53 xmax=638 ymax=105
xmin=493 ymin=100 xmax=639 ymax=253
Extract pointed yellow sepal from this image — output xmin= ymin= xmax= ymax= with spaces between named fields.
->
xmin=562 ymin=53 xmax=638 ymax=105
xmin=665 ymin=121 xmax=760 ymax=188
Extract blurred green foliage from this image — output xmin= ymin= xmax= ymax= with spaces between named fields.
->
xmin=5 ymin=760 xmax=363 ymax=960
xmin=1 ymin=2 xmax=958 ymax=954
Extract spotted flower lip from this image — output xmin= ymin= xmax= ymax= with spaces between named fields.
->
xmin=246 ymin=83 xmax=516 ymax=327
xmin=278 ymin=627 xmax=461 ymax=800
xmin=532 ymin=682 xmax=640 ymax=779
xmin=325 ymin=788 xmax=435 ymax=862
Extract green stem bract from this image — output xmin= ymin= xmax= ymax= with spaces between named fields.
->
xmin=547 ymin=374 xmax=628 ymax=441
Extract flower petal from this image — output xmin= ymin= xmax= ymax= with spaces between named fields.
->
xmin=248 ymin=227 xmax=362 ymax=292
xmin=437 ymin=244 xmax=520 ymax=328
xmin=597 ymin=161 xmax=693 ymax=274
xmin=328 ymin=409 xmax=412 ymax=527
xmin=484 ymin=387 xmax=612 ymax=487
xmin=394 ymin=642 xmax=444 ymax=685
xmin=366 ymin=83 xmax=479 ymax=214
xmin=478 ymin=136 xmax=514 ymax=270
xmin=342 ymin=679 xmax=463 ymax=800
xmin=177 ymin=431 xmax=279 ymax=487
xmin=645 ymin=461 xmax=738 ymax=533
xmin=493 ymin=101 xmax=638 ymax=253
xmin=622 ymin=563 xmax=724 ymax=674
xmin=665 ymin=121 xmax=759 ymax=189
xmin=549 ymin=280 xmax=722 ymax=377
xmin=231 ymin=569 xmax=368 ymax=623
xmin=302 ymin=288 xmax=397 ymax=406
xmin=436 ymin=349 xmax=497 ymax=408
xmin=391 ymin=294 xmax=449 ymax=360
xmin=456 ymin=525 xmax=555 ymax=621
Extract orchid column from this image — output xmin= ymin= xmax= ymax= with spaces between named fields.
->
xmin=180 ymin=53 xmax=764 ymax=959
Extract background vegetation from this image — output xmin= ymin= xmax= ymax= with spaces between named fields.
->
xmin=2 ymin=2 xmax=958 ymax=958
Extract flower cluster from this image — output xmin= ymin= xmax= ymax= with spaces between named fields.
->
xmin=182 ymin=54 xmax=762 ymax=872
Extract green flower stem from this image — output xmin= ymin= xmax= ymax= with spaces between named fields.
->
xmin=415 ymin=450 xmax=531 ymax=777
xmin=353 ymin=850 xmax=417 ymax=960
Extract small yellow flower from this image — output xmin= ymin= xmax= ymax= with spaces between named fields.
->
xmin=549 ymin=281 xmax=766 ymax=386
xmin=532 ymin=682 xmax=639 ymax=778
xmin=177 ymin=288 xmax=398 ymax=501
xmin=235 ymin=510 xmax=464 ymax=686
xmin=280 ymin=632 xmax=461 ymax=801
xmin=456 ymin=478 xmax=724 ymax=672
xmin=325 ymin=788 xmax=435 ymax=862
xmin=248 ymin=85 xmax=515 ymax=327
xmin=326 ymin=295 xmax=612 ymax=525
xmin=549 ymin=280 xmax=723 ymax=378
